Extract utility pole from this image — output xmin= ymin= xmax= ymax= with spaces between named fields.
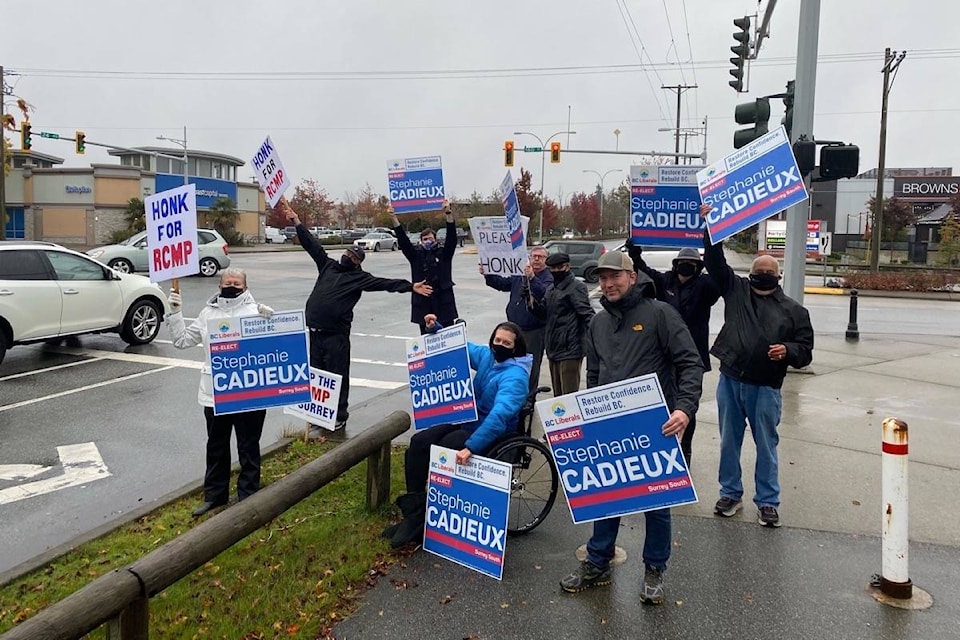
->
xmin=781 ymin=0 xmax=820 ymax=304
xmin=870 ymin=48 xmax=907 ymax=273
xmin=661 ymin=85 xmax=696 ymax=164
xmin=0 ymin=65 xmax=6 ymax=241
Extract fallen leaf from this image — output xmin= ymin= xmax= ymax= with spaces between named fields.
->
xmin=500 ymin=603 xmax=509 ymax=609
xmin=744 ymin=594 xmax=754 ymax=603
xmin=440 ymin=594 xmax=455 ymax=605
xmin=601 ymin=618 xmax=608 ymax=625
xmin=852 ymin=500 xmax=861 ymax=506
xmin=675 ymin=600 xmax=683 ymax=606
xmin=534 ymin=564 xmax=542 ymax=570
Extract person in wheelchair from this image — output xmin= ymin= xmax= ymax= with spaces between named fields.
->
xmin=384 ymin=314 xmax=533 ymax=548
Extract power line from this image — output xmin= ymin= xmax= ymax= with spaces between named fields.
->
xmin=680 ymin=0 xmax=700 ymax=129
xmin=614 ymin=0 xmax=670 ymax=124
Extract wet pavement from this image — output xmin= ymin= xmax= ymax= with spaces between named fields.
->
xmin=334 ymin=330 xmax=960 ymax=640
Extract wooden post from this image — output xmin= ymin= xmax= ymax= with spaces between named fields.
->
xmin=104 ymin=598 xmax=148 ymax=640
xmin=366 ymin=443 xmax=392 ymax=511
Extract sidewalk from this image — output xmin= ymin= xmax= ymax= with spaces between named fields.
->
xmin=333 ymin=332 xmax=960 ymax=640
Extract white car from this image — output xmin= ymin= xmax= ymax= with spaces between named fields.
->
xmin=0 ymin=241 xmax=170 ymax=365
xmin=354 ymin=232 xmax=398 ymax=252
xmin=87 ymin=229 xmax=230 ymax=278
xmin=264 ymin=227 xmax=286 ymax=244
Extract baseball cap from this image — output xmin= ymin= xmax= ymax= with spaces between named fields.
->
xmin=545 ymin=252 xmax=570 ymax=267
xmin=347 ymin=245 xmax=366 ymax=262
xmin=594 ymin=251 xmax=634 ymax=272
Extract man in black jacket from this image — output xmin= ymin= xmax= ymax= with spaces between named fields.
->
xmin=284 ymin=201 xmax=432 ymax=432
xmin=481 ymin=245 xmax=552 ymax=392
xmin=626 ymin=241 xmax=720 ymax=464
xmin=699 ymin=204 xmax=814 ymax=529
xmin=534 ymin=252 xmax=594 ymax=396
xmin=560 ymin=251 xmax=702 ymax=605
xmin=391 ymin=201 xmax=458 ymax=334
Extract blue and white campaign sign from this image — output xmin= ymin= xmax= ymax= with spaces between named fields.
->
xmin=538 ymin=374 xmax=697 ymax=524
xmin=407 ymin=324 xmax=478 ymax=429
xmin=467 ymin=215 xmax=531 ymax=277
xmin=207 ymin=310 xmax=311 ymax=415
xmin=630 ymin=165 xmax=706 ymax=248
xmin=251 ymin=136 xmax=290 ymax=208
xmin=499 ymin=171 xmax=525 ymax=250
xmin=697 ymin=126 xmax=809 ymax=244
xmin=282 ymin=367 xmax=343 ymax=430
xmin=387 ymin=156 xmax=445 ymax=214
xmin=145 ymin=183 xmax=199 ymax=283
xmin=424 ymin=445 xmax=511 ymax=580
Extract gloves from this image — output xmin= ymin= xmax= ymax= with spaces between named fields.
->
xmin=168 ymin=290 xmax=182 ymax=310
xmin=257 ymin=304 xmax=274 ymax=318
xmin=625 ymin=238 xmax=643 ymax=262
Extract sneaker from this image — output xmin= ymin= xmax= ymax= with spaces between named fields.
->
xmin=559 ymin=561 xmax=612 ymax=593
xmin=758 ymin=506 xmax=782 ymax=528
xmin=714 ymin=496 xmax=743 ymax=518
xmin=639 ymin=566 xmax=665 ymax=605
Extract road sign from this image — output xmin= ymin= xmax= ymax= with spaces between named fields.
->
xmin=820 ymin=231 xmax=833 ymax=257
xmin=523 ymin=146 xmax=542 ymax=152
xmin=39 ymin=131 xmax=61 ymax=139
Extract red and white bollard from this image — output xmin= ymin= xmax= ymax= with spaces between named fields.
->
xmin=880 ymin=418 xmax=912 ymax=599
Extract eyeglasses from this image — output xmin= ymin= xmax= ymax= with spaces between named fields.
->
xmin=529 ymin=254 xmax=547 ymax=260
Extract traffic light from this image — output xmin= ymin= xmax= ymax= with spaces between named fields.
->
xmin=550 ymin=141 xmax=561 ymax=164
xmin=819 ymin=145 xmax=860 ymax=180
xmin=75 ymin=131 xmax=86 ymax=155
xmin=729 ymin=17 xmax=751 ymax=92
xmin=20 ymin=121 xmax=32 ymax=151
xmin=782 ymin=79 xmax=795 ymax=139
xmin=504 ymin=140 xmax=514 ymax=167
xmin=732 ymin=98 xmax=770 ymax=149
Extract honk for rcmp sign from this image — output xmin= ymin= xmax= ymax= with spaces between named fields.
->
xmin=145 ymin=183 xmax=199 ymax=282
xmin=252 ymin=136 xmax=290 ymax=208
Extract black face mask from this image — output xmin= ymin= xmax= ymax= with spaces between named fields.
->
xmin=675 ymin=263 xmax=698 ymax=278
xmin=219 ymin=286 xmax=244 ymax=299
xmin=491 ymin=344 xmax=513 ymax=363
xmin=340 ymin=256 xmax=357 ymax=270
xmin=749 ymin=273 xmax=780 ymax=291
xmin=552 ymin=270 xmax=570 ymax=284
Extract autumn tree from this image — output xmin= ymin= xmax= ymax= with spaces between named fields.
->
xmin=514 ymin=168 xmax=542 ymax=219
xmin=542 ymin=198 xmax=559 ymax=233
xmin=265 ymin=203 xmax=287 ymax=229
xmin=290 ymin=179 xmax=333 ymax=228
xmin=866 ymin=196 xmax=917 ymax=242
xmin=938 ymin=214 xmax=960 ymax=266
xmin=569 ymin=191 xmax=601 ymax=235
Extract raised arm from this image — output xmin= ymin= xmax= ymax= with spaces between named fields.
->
xmin=699 ymin=205 xmax=737 ymax=295
xmin=282 ymin=199 xmax=328 ymax=269
xmin=440 ymin=202 xmax=457 ymax=261
xmin=391 ymin=208 xmax=418 ymax=262
xmin=627 ymin=239 xmax=669 ymax=298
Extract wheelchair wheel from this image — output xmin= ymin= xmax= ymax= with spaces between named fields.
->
xmin=490 ymin=437 xmax=558 ymax=535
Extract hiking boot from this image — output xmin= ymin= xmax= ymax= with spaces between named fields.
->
xmin=390 ymin=492 xmax=426 ymax=548
xmin=382 ymin=492 xmax=423 ymax=539
xmin=758 ymin=506 xmax=782 ymax=528
xmin=639 ymin=566 xmax=665 ymax=605
xmin=714 ymin=496 xmax=743 ymax=518
xmin=559 ymin=561 xmax=612 ymax=593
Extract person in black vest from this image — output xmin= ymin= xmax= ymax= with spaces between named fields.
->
xmin=392 ymin=200 xmax=459 ymax=334
xmin=625 ymin=240 xmax=720 ymax=465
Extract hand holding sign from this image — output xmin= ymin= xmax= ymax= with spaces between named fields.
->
xmin=279 ymin=198 xmax=300 ymax=226
xmin=661 ymin=409 xmax=690 ymax=438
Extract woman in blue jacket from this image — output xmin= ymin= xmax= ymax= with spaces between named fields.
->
xmin=386 ymin=314 xmax=533 ymax=547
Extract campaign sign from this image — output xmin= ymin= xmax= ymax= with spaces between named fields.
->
xmin=499 ymin=171 xmax=525 ymax=250
xmin=424 ymin=445 xmax=511 ymax=580
xmin=538 ymin=374 xmax=697 ymax=524
xmin=282 ymin=367 xmax=343 ymax=430
xmin=697 ymin=126 xmax=809 ymax=244
xmin=144 ymin=183 xmax=199 ymax=283
xmin=387 ymin=156 xmax=445 ymax=214
xmin=251 ymin=136 xmax=290 ymax=207
xmin=630 ymin=165 xmax=706 ymax=248
xmin=207 ymin=310 xmax=311 ymax=415
xmin=407 ymin=324 xmax=478 ymax=429
xmin=468 ymin=216 xmax=531 ymax=277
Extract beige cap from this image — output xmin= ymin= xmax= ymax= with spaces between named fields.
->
xmin=594 ymin=251 xmax=634 ymax=272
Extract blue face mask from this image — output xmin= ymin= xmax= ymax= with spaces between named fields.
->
xmin=422 ymin=239 xmax=435 ymax=250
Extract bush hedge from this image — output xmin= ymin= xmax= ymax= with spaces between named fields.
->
xmin=842 ymin=270 xmax=960 ymax=292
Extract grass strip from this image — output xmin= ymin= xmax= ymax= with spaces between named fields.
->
xmin=0 ymin=439 xmax=407 ymax=639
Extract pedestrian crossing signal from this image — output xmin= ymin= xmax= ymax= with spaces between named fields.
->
xmin=550 ymin=142 xmax=561 ymax=163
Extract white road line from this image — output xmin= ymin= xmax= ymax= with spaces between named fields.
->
xmin=0 ymin=367 xmax=175 ymax=413
xmin=0 ymin=443 xmax=111 ymax=505
xmin=153 ymin=339 xmax=203 ymax=348
xmin=350 ymin=377 xmax=405 ymax=390
xmin=43 ymin=344 xmax=203 ymax=369
xmin=352 ymin=332 xmax=411 ymax=340
xmin=351 ymin=357 xmax=406 ymax=368
xmin=0 ymin=358 xmax=104 ymax=382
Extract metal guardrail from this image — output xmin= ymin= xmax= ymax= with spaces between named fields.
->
xmin=0 ymin=411 xmax=411 ymax=640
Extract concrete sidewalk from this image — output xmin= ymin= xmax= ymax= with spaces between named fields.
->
xmin=333 ymin=332 xmax=960 ymax=640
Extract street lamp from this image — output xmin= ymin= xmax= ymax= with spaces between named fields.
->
xmin=156 ymin=126 xmax=188 ymax=186
xmin=583 ymin=169 xmax=624 ymax=233
xmin=513 ymin=129 xmax=576 ymax=243
xmin=613 ymin=128 xmax=621 ymax=152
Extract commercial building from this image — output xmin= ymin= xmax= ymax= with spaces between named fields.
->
xmin=3 ymin=146 xmax=265 ymax=246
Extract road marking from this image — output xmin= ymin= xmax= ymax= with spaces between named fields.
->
xmin=352 ymin=332 xmax=410 ymax=340
xmin=351 ymin=357 xmax=406 ymax=368
xmin=153 ymin=339 xmax=203 ymax=348
xmin=43 ymin=344 xmax=203 ymax=370
xmin=0 ymin=443 xmax=111 ymax=505
xmin=0 ymin=367 xmax=175 ymax=413
xmin=350 ymin=377 xmax=405 ymax=390
xmin=0 ymin=357 xmax=104 ymax=382
xmin=0 ymin=464 xmax=51 ymax=481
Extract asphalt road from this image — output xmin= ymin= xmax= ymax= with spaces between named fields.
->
xmin=1 ymin=244 xmax=958 ymax=576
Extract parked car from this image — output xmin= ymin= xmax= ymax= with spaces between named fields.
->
xmin=610 ymin=241 xmax=704 ymax=271
xmin=0 ymin=242 xmax=170 ymax=364
xmin=434 ymin=227 xmax=468 ymax=248
xmin=541 ymin=240 xmax=607 ymax=283
xmin=283 ymin=226 xmax=298 ymax=241
xmin=86 ymin=229 xmax=231 ymax=278
xmin=354 ymin=232 xmax=398 ymax=252
xmin=340 ymin=229 xmax=367 ymax=242
xmin=372 ymin=227 xmax=396 ymax=237
xmin=264 ymin=227 xmax=286 ymax=244
xmin=561 ymin=228 xmax=576 ymax=239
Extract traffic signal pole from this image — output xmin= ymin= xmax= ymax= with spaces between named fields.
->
xmin=782 ymin=0 xmax=821 ymax=304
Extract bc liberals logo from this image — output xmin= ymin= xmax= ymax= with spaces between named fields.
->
xmin=438 ymin=451 xmax=448 ymax=465
xmin=706 ymin=167 xmax=717 ymax=177
xmin=391 ymin=161 xmax=403 ymax=170
xmin=218 ymin=322 xmax=230 ymax=332
xmin=639 ymin=170 xmax=649 ymax=179
xmin=551 ymin=402 xmax=566 ymax=417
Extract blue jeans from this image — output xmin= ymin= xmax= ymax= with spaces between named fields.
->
xmin=716 ymin=373 xmax=783 ymax=508
xmin=586 ymin=509 xmax=671 ymax=571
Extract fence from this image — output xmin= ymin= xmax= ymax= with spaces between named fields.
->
xmin=0 ymin=411 xmax=410 ymax=640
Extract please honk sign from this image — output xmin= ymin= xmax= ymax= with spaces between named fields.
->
xmin=145 ymin=183 xmax=199 ymax=283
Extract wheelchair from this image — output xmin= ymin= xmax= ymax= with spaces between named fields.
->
xmin=486 ymin=386 xmax=559 ymax=536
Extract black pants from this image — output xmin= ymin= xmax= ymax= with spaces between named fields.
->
xmin=681 ymin=413 xmax=696 ymax=463
xmin=523 ymin=326 xmax=545 ymax=393
xmin=309 ymin=330 xmax=350 ymax=423
xmin=202 ymin=407 xmax=266 ymax=504
xmin=404 ymin=425 xmax=474 ymax=493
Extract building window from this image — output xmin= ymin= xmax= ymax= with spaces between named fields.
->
xmin=198 ymin=158 xmax=212 ymax=177
xmin=212 ymin=162 xmax=223 ymax=179
xmin=188 ymin=158 xmax=198 ymax=177
xmin=4 ymin=207 xmax=25 ymax=239
xmin=156 ymin=157 xmax=170 ymax=174
xmin=170 ymin=158 xmax=185 ymax=175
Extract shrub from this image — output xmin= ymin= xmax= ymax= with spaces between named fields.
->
xmin=842 ymin=270 xmax=960 ymax=291
xmin=108 ymin=229 xmax=134 ymax=244
xmin=219 ymin=228 xmax=247 ymax=247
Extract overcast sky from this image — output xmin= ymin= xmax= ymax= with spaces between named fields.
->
xmin=5 ymin=0 xmax=958 ymax=204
